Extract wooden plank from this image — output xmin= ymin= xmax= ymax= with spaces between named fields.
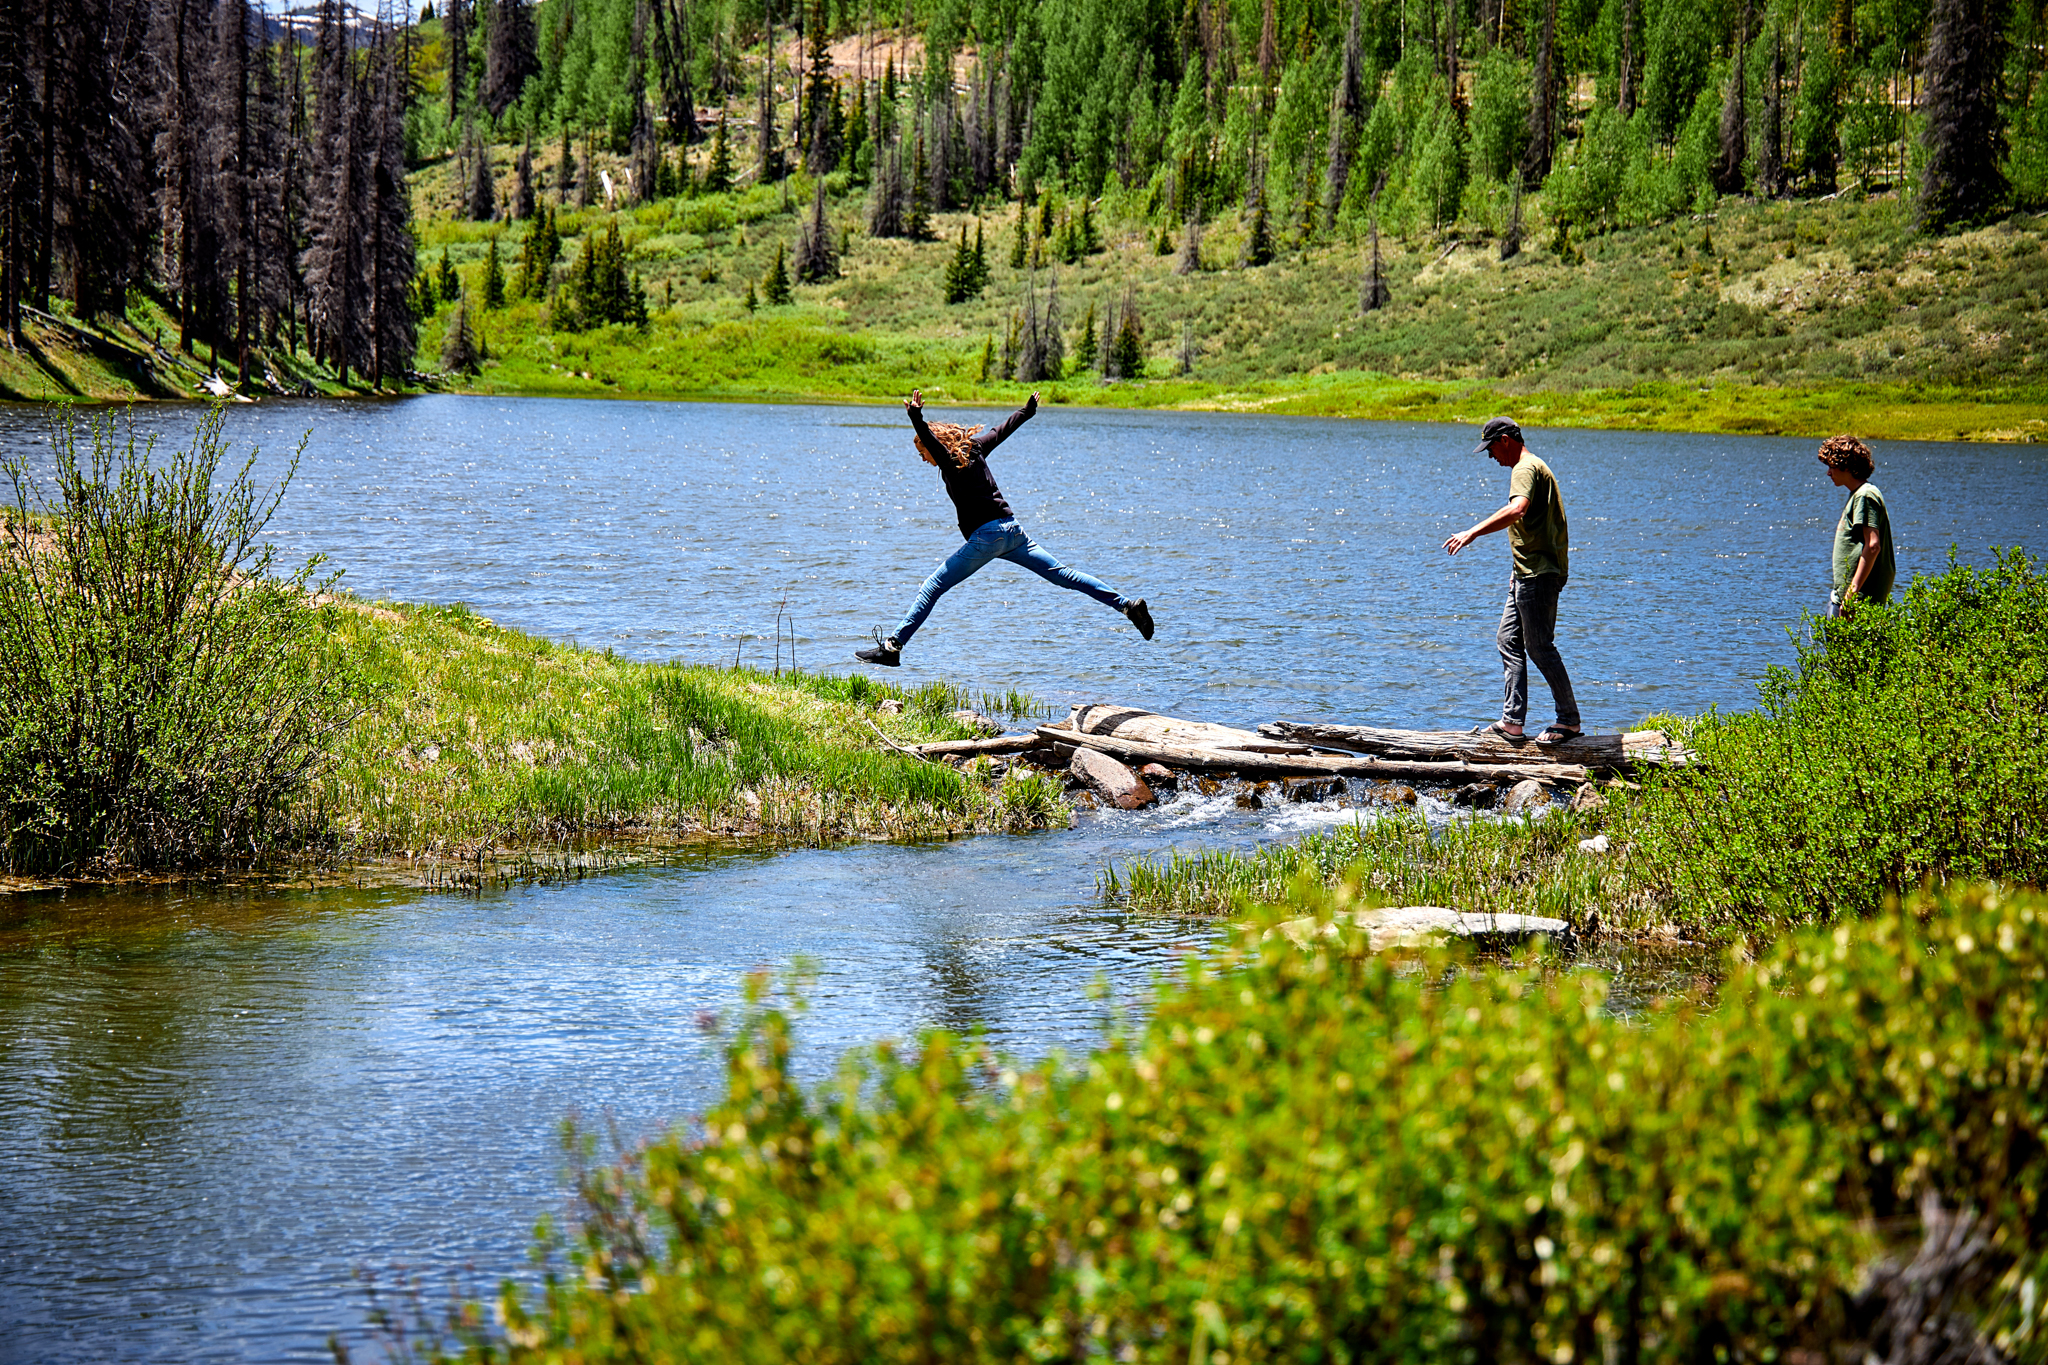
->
xmin=1035 ymin=726 xmax=1588 ymax=783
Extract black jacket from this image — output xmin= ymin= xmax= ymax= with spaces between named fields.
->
xmin=908 ymin=398 xmax=1036 ymax=539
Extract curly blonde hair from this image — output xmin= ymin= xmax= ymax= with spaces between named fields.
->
xmin=1817 ymin=434 xmax=1874 ymax=479
xmin=916 ymin=422 xmax=983 ymax=469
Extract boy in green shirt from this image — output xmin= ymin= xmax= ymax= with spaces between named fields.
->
xmin=1443 ymin=417 xmax=1582 ymax=743
xmin=1818 ymin=434 xmax=1894 ymax=616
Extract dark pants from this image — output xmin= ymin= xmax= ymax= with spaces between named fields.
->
xmin=1498 ymin=574 xmax=1580 ymax=729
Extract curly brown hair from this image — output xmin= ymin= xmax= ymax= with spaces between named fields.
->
xmin=1817 ymin=434 xmax=1875 ymax=479
xmin=915 ymin=421 xmax=983 ymax=469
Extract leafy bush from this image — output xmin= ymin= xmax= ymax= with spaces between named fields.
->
xmin=1622 ymin=549 xmax=2048 ymax=928
xmin=435 ymin=882 xmax=2048 ymax=1363
xmin=0 ymin=406 xmax=357 ymax=872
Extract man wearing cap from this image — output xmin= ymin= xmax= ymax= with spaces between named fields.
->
xmin=1443 ymin=417 xmax=1583 ymax=743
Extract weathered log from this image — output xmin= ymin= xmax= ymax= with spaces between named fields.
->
xmin=1057 ymin=703 xmax=1320 ymax=755
xmin=1034 ymin=725 xmax=1589 ymax=783
xmin=1257 ymin=721 xmax=1694 ymax=770
xmin=906 ymin=734 xmax=1040 ymax=758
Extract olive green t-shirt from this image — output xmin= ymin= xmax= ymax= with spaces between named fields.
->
xmin=1832 ymin=482 xmax=1895 ymax=602
xmin=1508 ymin=454 xmax=1569 ymax=580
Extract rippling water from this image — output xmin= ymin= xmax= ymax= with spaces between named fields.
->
xmin=0 ymin=397 xmax=2040 ymax=1362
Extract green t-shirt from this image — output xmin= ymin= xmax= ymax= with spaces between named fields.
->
xmin=1832 ymin=482 xmax=1895 ymax=602
xmin=1508 ymin=454 xmax=1569 ymax=580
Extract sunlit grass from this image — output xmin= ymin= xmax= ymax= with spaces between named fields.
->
xmin=304 ymin=597 xmax=1068 ymax=857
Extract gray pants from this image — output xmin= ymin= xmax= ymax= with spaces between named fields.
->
xmin=1498 ymin=574 xmax=1580 ymax=729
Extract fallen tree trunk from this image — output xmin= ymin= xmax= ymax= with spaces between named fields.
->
xmin=1258 ymin=722 xmax=1694 ymax=771
xmin=1035 ymin=725 xmax=1589 ymax=783
xmin=906 ymin=734 xmax=1041 ymax=758
xmin=1061 ymin=703 xmax=1320 ymax=754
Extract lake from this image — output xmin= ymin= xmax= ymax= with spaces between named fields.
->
xmin=0 ymin=396 xmax=2040 ymax=1362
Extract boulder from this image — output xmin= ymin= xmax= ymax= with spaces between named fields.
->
xmin=1577 ymin=832 xmax=1611 ymax=855
xmin=950 ymin=708 xmax=1002 ymax=736
xmin=877 ymin=698 xmax=904 ymax=715
xmin=1502 ymin=778 xmax=1550 ymax=815
xmin=1282 ymin=776 xmax=1345 ymax=802
xmin=1139 ymin=763 xmax=1179 ymax=788
xmin=1069 ymin=747 xmax=1156 ymax=810
xmin=1379 ymin=784 xmax=1420 ymax=806
xmin=1451 ymin=782 xmax=1499 ymax=809
xmin=1270 ymin=905 xmax=1577 ymax=954
xmin=1234 ymin=785 xmax=1266 ymax=809
xmin=1570 ymin=782 xmax=1608 ymax=813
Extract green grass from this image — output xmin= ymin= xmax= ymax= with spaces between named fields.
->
xmin=305 ymin=596 xmax=1068 ymax=861
xmin=415 ymin=158 xmax=2048 ymax=442
xmin=1097 ymin=805 xmax=1651 ymax=928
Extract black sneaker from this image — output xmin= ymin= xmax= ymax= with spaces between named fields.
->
xmin=854 ymin=632 xmax=901 ymax=667
xmin=1123 ymin=599 xmax=1155 ymax=640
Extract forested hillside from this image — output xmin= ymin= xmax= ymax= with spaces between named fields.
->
xmin=3 ymin=0 xmax=2045 ymax=413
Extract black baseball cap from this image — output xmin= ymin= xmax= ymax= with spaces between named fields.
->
xmin=1471 ymin=416 xmax=1529 ymax=453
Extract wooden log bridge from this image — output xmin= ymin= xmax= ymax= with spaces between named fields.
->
xmin=1031 ymin=705 xmax=1593 ymax=783
xmin=1256 ymin=722 xmax=1694 ymax=773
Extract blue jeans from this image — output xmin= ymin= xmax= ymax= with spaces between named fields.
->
xmin=891 ymin=519 xmax=1126 ymax=647
xmin=1498 ymin=574 xmax=1580 ymax=729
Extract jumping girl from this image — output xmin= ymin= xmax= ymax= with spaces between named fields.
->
xmin=854 ymin=389 xmax=1154 ymax=667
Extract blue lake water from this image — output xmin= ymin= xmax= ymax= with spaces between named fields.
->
xmin=0 ymin=396 xmax=2041 ymax=1362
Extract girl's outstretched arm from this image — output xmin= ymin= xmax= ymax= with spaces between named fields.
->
xmin=904 ymin=388 xmax=941 ymax=452
xmin=975 ymin=391 xmax=1039 ymax=458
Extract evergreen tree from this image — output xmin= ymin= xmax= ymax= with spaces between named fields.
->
xmin=1920 ymin=0 xmax=2016 ymax=226
xmin=483 ymin=0 xmax=537 ymax=118
xmin=705 ymin=113 xmax=734 ymax=193
xmin=793 ymin=180 xmax=839 ymax=283
xmin=441 ymin=297 xmax=479 ymax=371
xmin=1070 ymin=299 xmax=1098 ymax=371
xmin=867 ymin=134 xmax=907 ymax=237
xmin=1245 ymin=189 xmax=1274 ymax=266
xmin=465 ymin=116 xmax=495 ymax=221
xmin=763 ymin=242 xmax=792 ymax=304
xmin=802 ymin=0 xmax=840 ymax=175
xmin=513 ymin=141 xmax=536 ymax=220
xmin=557 ymin=124 xmax=576 ymax=205
xmin=483 ymin=235 xmax=505 ymax=308
xmin=1010 ymin=195 xmax=1029 ymax=268
xmin=906 ymin=132 xmax=932 ymax=240
xmin=438 ymin=247 xmax=461 ymax=302
xmin=445 ymin=0 xmax=468 ymax=125
xmin=566 ymin=221 xmax=646 ymax=325
xmin=942 ymin=223 xmax=979 ymax=302
xmin=743 ymin=278 xmax=758 ymax=311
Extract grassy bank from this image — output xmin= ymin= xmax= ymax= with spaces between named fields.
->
xmin=309 ymin=596 xmax=1067 ymax=864
xmin=1104 ymin=550 xmax=2048 ymax=940
xmin=416 ymin=164 xmax=2048 ymax=441
xmin=411 ymin=881 xmax=2048 ymax=1363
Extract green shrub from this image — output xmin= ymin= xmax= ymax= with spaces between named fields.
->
xmin=1621 ymin=548 xmax=2048 ymax=928
xmin=433 ymin=882 xmax=2047 ymax=1363
xmin=0 ymin=405 xmax=358 ymax=872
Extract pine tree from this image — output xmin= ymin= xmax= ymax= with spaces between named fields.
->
xmin=705 ymin=113 xmax=734 ymax=193
xmin=1106 ymin=289 xmax=1144 ymax=379
xmin=1010 ymin=195 xmax=1029 ymax=268
xmin=513 ymin=141 xmax=536 ymax=219
xmin=465 ymin=116 xmax=495 ymax=220
xmin=1324 ymin=0 xmax=1366 ymax=229
xmin=793 ymin=179 xmax=839 ymax=283
xmin=942 ymin=223 xmax=978 ymax=302
xmin=483 ymin=235 xmax=506 ymax=308
xmin=1176 ymin=216 xmax=1205 ymax=275
xmin=763 ymin=242 xmax=792 ymax=304
xmin=906 ymin=132 xmax=932 ymax=240
xmin=743 ymin=278 xmax=758 ymax=311
xmin=1920 ymin=0 xmax=2016 ymax=227
xmin=557 ymin=124 xmax=576 ymax=205
xmin=1070 ymin=299 xmax=1099 ymax=371
xmin=1245 ymin=189 xmax=1274 ymax=266
xmin=445 ymin=0 xmax=468 ymax=124
xmin=802 ymin=0 xmax=840 ymax=175
xmin=441 ymin=297 xmax=479 ymax=371
xmin=483 ymin=0 xmax=537 ymax=118
xmin=438 ymin=247 xmax=461 ymax=302
xmin=867 ymin=134 xmax=906 ymax=237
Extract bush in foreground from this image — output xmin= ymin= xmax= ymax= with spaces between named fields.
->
xmin=428 ymin=882 xmax=2045 ymax=1363
xmin=1623 ymin=548 xmax=2048 ymax=928
xmin=0 ymin=406 xmax=356 ymax=872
